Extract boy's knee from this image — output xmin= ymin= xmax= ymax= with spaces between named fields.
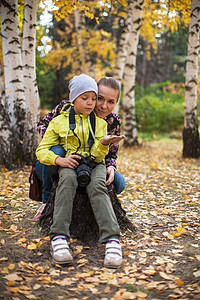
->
xmin=87 ymin=178 xmax=106 ymax=193
xmin=59 ymin=169 xmax=78 ymax=187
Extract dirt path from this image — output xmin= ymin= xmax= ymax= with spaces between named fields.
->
xmin=0 ymin=138 xmax=200 ymax=299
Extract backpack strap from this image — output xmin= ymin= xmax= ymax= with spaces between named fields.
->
xmin=88 ymin=111 xmax=96 ymax=152
xmin=69 ymin=107 xmax=81 ymax=152
xmin=68 ymin=107 xmax=96 ymax=154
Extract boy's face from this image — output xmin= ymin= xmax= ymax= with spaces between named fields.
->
xmin=74 ymin=91 xmax=97 ymax=115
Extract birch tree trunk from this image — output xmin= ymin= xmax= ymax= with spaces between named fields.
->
xmin=0 ymin=0 xmax=26 ymax=168
xmin=22 ymin=0 xmax=40 ymax=161
xmin=0 ymin=63 xmax=10 ymax=166
xmin=113 ymin=0 xmax=135 ymax=113
xmin=123 ymin=0 xmax=144 ymax=147
xmin=114 ymin=0 xmax=135 ymax=82
xmin=183 ymin=0 xmax=200 ymax=158
xmin=74 ymin=9 xmax=95 ymax=78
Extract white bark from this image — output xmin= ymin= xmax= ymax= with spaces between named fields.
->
xmin=0 ymin=0 xmax=26 ymax=167
xmin=1 ymin=0 xmax=26 ymax=128
xmin=0 ymin=63 xmax=9 ymax=150
xmin=184 ymin=0 xmax=200 ymax=129
xmin=74 ymin=8 xmax=95 ymax=78
xmin=123 ymin=0 xmax=144 ymax=147
xmin=22 ymin=0 xmax=40 ymax=155
xmin=114 ymin=0 xmax=135 ymax=82
xmin=0 ymin=0 xmax=39 ymax=167
xmin=183 ymin=0 xmax=200 ymax=157
xmin=74 ymin=8 xmax=85 ymax=73
xmin=113 ymin=0 xmax=135 ymax=113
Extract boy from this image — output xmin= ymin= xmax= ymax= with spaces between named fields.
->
xmin=36 ymin=74 xmax=123 ymax=268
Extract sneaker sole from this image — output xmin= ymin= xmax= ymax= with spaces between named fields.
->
xmin=52 ymin=258 xmax=73 ymax=265
xmin=104 ymin=262 xmax=122 ymax=269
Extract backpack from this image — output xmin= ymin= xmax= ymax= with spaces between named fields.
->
xmin=29 ymin=160 xmax=42 ymax=202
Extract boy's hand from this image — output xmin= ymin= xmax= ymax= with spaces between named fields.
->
xmin=55 ymin=154 xmax=81 ymax=169
xmin=100 ymin=135 xmax=125 ymax=145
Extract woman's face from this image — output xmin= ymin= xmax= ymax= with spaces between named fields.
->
xmin=95 ymin=85 xmax=119 ymax=118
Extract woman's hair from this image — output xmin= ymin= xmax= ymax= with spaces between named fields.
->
xmin=97 ymin=77 xmax=121 ymax=101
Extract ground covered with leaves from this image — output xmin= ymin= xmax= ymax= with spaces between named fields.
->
xmin=0 ymin=138 xmax=200 ymax=300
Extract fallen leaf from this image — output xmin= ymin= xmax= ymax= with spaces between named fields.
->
xmin=9 ymin=224 xmax=18 ymax=232
xmin=159 ymin=272 xmax=173 ymax=280
xmin=4 ymin=273 xmax=23 ymax=281
xmin=193 ymin=270 xmax=200 ymax=277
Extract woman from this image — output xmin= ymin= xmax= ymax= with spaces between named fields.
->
xmin=35 ymin=76 xmax=125 ymax=219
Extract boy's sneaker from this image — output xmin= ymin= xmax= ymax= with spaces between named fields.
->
xmin=104 ymin=238 xmax=122 ymax=268
xmin=34 ymin=203 xmax=46 ymax=220
xmin=51 ymin=237 xmax=73 ymax=264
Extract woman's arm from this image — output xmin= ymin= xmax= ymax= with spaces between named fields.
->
xmin=104 ymin=113 xmax=121 ymax=169
xmin=37 ymin=100 xmax=68 ymax=138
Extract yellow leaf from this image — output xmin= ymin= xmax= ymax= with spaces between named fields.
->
xmin=175 ymin=227 xmax=186 ymax=236
xmin=3 ymin=214 xmax=9 ymax=220
xmin=6 ymin=280 xmax=16 ymax=286
xmin=135 ymin=291 xmax=147 ymax=298
xmin=0 ymin=221 xmax=5 ymax=228
xmin=42 ymin=236 xmax=50 ymax=241
xmin=8 ymin=287 xmax=19 ymax=293
xmin=177 ymin=279 xmax=184 ymax=285
xmin=36 ymin=241 xmax=42 ymax=248
xmin=77 ymin=258 xmax=88 ymax=264
xmin=8 ymin=263 xmax=15 ymax=270
xmin=2 ymin=267 xmax=9 ymax=274
xmin=76 ymin=271 xmax=93 ymax=278
xmin=27 ymin=243 xmax=37 ymax=250
xmin=18 ymin=237 xmax=26 ymax=243
xmin=19 ymin=285 xmax=31 ymax=290
xmin=195 ymin=255 xmax=200 ymax=261
xmin=25 ymin=295 xmax=37 ymax=299
xmin=37 ymin=276 xmax=51 ymax=283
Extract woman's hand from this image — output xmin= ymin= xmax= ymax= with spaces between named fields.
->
xmin=106 ymin=166 xmax=115 ymax=186
xmin=55 ymin=154 xmax=81 ymax=169
xmin=100 ymin=135 xmax=125 ymax=145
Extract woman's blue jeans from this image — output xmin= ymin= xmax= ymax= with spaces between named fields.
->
xmin=35 ymin=145 xmax=66 ymax=203
xmin=36 ymin=145 xmax=125 ymax=203
xmin=113 ymin=171 xmax=126 ymax=194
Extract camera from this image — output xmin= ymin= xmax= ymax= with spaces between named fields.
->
xmin=75 ymin=156 xmax=96 ymax=187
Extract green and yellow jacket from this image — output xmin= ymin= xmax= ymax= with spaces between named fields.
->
xmin=36 ymin=104 xmax=109 ymax=165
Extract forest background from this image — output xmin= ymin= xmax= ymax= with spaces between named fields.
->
xmin=0 ymin=0 xmax=199 ymax=168
xmin=37 ymin=1 xmax=194 ymax=133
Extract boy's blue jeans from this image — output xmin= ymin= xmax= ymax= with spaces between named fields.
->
xmin=36 ymin=145 xmax=125 ymax=203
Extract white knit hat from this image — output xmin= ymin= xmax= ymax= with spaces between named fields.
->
xmin=69 ymin=74 xmax=98 ymax=102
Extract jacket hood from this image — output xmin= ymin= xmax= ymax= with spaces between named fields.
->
xmin=60 ymin=103 xmax=73 ymax=115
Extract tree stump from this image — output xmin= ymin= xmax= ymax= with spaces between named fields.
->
xmin=39 ymin=181 xmax=137 ymax=244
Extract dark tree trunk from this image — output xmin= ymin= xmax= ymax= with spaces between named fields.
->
xmin=183 ymin=127 xmax=200 ymax=158
xmin=39 ymin=181 xmax=137 ymax=244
